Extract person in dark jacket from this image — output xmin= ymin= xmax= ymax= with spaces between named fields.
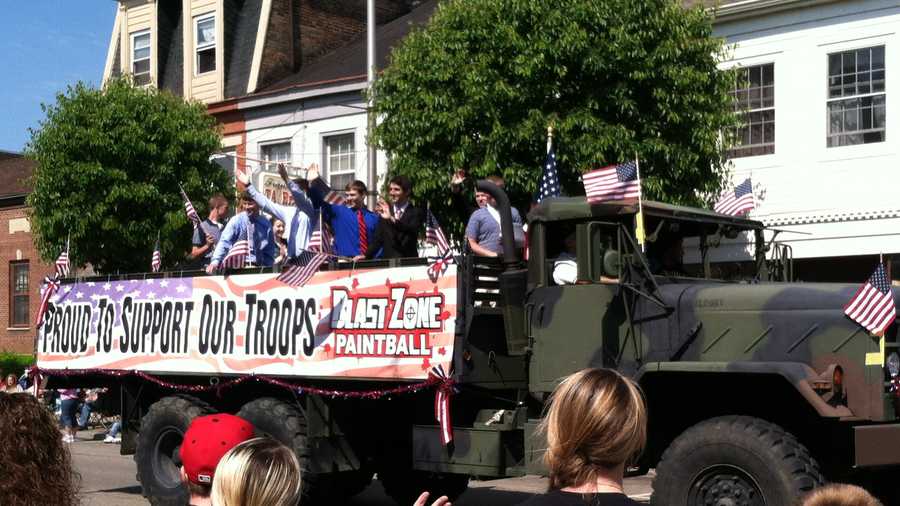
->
xmin=357 ymin=176 xmax=424 ymax=259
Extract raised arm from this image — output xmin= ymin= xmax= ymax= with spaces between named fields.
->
xmin=281 ymin=163 xmax=316 ymax=218
xmin=237 ymin=170 xmax=288 ymax=222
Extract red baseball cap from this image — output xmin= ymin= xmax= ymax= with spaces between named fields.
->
xmin=179 ymin=414 xmax=254 ymax=485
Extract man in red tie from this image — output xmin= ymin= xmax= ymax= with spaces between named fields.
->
xmin=307 ymin=166 xmax=381 ymax=258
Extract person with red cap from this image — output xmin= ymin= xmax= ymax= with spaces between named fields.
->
xmin=178 ymin=413 xmax=254 ymax=506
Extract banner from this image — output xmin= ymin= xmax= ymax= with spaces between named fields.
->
xmin=36 ymin=265 xmax=457 ymax=380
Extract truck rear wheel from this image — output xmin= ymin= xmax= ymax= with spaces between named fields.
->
xmin=651 ymin=415 xmax=824 ymax=506
xmin=135 ymin=395 xmax=213 ymax=506
xmin=236 ymin=397 xmax=325 ymax=502
xmin=379 ymin=470 xmax=469 ymax=505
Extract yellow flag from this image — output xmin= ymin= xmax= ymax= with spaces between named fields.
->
xmin=635 ymin=210 xmax=646 ymax=246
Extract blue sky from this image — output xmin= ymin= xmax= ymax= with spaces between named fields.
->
xmin=0 ymin=1 xmax=116 ymax=152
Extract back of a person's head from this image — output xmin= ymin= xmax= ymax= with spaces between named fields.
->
xmin=540 ymin=368 xmax=647 ymax=490
xmin=801 ymin=484 xmax=882 ymax=506
xmin=211 ymin=437 xmax=301 ymax=506
xmin=0 ymin=392 xmax=79 ymax=506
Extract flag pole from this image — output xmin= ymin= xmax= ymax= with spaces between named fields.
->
xmin=634 ymin=154 xmax=645 ymax=252
xmin=547 ymin=125 xmax=553 ymax=154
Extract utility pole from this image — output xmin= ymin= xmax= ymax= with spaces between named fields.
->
xmin=366 ymin=0 xmax=377 ymax=209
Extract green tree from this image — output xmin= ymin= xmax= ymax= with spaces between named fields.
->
xmin=373 ymin=0 xmax=738 ymax=232
xmin=27 ymin=77 xmax=229 ymax=274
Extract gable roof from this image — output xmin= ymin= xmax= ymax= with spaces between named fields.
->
xmin=0 ymin=151 xmax=36 ymax=199
xmin=259 ymin=0 xmax=438 ymax=94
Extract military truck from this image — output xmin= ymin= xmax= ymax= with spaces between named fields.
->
xmin=35 ymin=182 xmax=900 ymax=506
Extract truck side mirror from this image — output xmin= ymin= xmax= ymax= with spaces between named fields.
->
xmin=603 ymin=250 xmax=620 ymax=279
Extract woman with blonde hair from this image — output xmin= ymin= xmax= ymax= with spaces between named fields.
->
xmin=801 ymin=484 xmax=882 ymax=506
xmin=518 ymin=368 xmax=647 ymax=505
xmin=211 ymin=437 xmax=301 ymax=506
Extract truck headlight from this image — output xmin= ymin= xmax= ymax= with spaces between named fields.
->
xmin=887 ymin=353 xmax=900 ymax=378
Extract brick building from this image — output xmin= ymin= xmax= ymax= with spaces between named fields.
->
xmin=0 ymin=151 xmax=53 ymax=353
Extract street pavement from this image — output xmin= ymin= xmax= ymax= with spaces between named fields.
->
xmin=71 ymin=429 xmax=653 ymax=505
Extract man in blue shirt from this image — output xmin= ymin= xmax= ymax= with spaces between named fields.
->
xmin=306 ymin=166 xmax=380 ymax=258
xmin=236 ymin=164 xmax=317 ymax=258
xmin=206 ymin=191 xmax=276 ymax=272
xmin=465 ymin=175 xmax=524 ymax=257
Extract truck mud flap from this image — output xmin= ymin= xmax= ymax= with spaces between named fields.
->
xmin=412 ymin=425 xmax=523 ymax=477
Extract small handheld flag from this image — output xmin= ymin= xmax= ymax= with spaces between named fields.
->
xmin=221 ymin=228 xmax=250 ymax=270
xmin=714 ymin=178 xmax=755 ymax=216
xmin=151 ymin=236 xmax=161 ymax=273
xmin=55 ymin=249 xmax=70 ymax=278
xmin=844 ymin=263 xmax=897 ymax=336
xmin=583 ymin=161 xmax=641 ymax=205
xmin=278 ymin=251 xmax=328 ymax=287
xmin=425 ymin=209 xmax=451 ymax=256
xmin=179 ymin=185 xmax=203 ymax=228
xmin=308 ymin=209 xmax=334 ymax=254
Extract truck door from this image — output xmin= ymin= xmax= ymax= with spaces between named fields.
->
xmin=527 ymin=222 xmax=628 ymax=394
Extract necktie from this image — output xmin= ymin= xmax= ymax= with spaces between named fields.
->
xmin=247 ymin=217 xmax=255 ymax=264
xmin=357 ymin=209 xmax=368 ymax=255
xmin=395 ymin=205 xmax=403 ymax=220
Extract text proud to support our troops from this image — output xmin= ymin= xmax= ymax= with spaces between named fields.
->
xmin=39 ymin=284 xmax=447 ymax=361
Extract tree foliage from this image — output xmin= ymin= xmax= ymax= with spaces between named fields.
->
xmin=27 ymin=77 xmax=229 ymax=274
xmin=373 ymin=0 xmax=738 ymax=233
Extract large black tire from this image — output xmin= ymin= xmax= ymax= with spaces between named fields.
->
xmin=236 ymin=397 xmax=325 ymax=502
xmin=379 ymin=470 xmax=470 ymax=506
xmin=135 ymin=395 xmax=214 ymax=506
xmin=651 ymin=416 xmax=824 ymax=506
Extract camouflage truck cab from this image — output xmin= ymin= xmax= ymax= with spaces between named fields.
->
xmin=431 ymin=188 xmax=900 ymax=506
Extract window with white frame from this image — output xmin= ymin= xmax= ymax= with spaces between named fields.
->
xmin=827 ymin=45 xmax=885 ymax=147
xmin=194 ymin=14 xmax=216 ymax=75
xmin=728 ymin=63 xmax=774 ymax=158
xmin=260 ymin=142 xmax=291 ymax=172
xmin=131 ymin=30 xmax=151 ymax=86
xmin=324 ymin=133 xmax=356 ymax=189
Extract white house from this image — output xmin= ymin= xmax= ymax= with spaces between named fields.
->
xmin=698 ymin=0 xmax=900 ymax=281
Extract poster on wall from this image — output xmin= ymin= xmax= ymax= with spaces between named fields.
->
xmin=36 ymin=265 xmax=457 ymax=381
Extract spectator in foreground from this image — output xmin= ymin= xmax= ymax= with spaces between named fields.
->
xmin=2 ymin=373 xmax=22 ymax=393
xmin=517 ymin=368 xmax=646 ymax=506
xmin=801 ymin=484 xmax=882 ymax=506
xmin=59 ymin=388 xmax=81 ymax=443
xmin=0 ymin=392 xmax=79 ymax=506
xmin=211 ymin=437 xmax=301 ymax=506
xmin=178 ymin=414 xmax=255 ymax=506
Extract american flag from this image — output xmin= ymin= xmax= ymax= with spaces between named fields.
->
xmin=537 ymin=144 xmax=561 ymax=203
xmin=425 ymin=209 xmax=451 ymax=256
xmin=310 ymin=178 xmax=345 ymax=205
xmin=151 ymin=237 xmax=161 ymax=273
xmin=35 ymin=276 xmax=60 ymax=328
xmin=179 ymin=185 xmax=203 ymax=228
xmin=277 ymin=251 xmax=328 ymax=287
xmin=844 ymin=263 xmax=897 ymax=336
xmin=55 ymin=249 xmax=70 ymax=278
xmin=714 ymin=178 xmax=755 ymax=216
xmin=221 ymin=228 xmax=250 ymax=269
xmin=582 ymin=160 xmax=641 ymax=204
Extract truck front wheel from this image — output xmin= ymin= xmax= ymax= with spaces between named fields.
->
xmin=135 ymin=395 xmax=213 ymax=506
xmin=651 ymin=416 xmax=824 ymax=506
